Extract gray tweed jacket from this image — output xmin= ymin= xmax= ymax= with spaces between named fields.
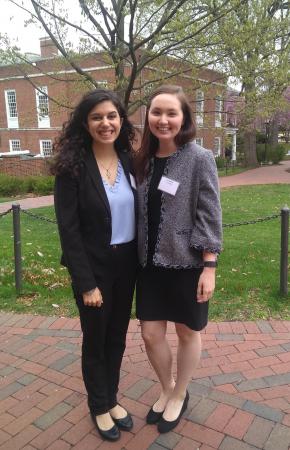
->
xmin=137 ymin=142 xmax=222 ymax=268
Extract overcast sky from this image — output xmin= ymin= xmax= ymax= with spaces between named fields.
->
xmin=2 ymin=0 xmax=42 ymax=53
xmin=1 ymin=0 xmax=82 ymax=54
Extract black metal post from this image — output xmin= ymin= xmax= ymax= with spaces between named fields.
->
xmin=280 ymin=206 xmax=289 ymax=296
xmin=12 ymin=203 xmax=22 ymax=293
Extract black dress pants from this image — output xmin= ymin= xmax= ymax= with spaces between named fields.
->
xmin=75 ymin=240 xmax=137 ymax=415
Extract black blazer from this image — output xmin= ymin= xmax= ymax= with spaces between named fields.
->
xmin=54 ymin=148 xmax=137 ymax=295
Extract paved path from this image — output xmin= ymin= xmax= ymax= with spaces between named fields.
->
xmin=1 ymin=313 xmax=290 ymax=449
xmin=0 ymin=195 xmax=54 ymax=214
xmin=220 ymin=160 xmax=290 ymax=189
xmin=1 ymin=160 xmax=290 ymax=214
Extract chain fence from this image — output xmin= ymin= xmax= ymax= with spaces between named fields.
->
xmin=0 ymin=203 xmax=289 ymax=295
xmin=20 ymin=208 xmax=57 ymax=224
xmin=0 ymin=207 xmax=12 ymax=218
xmin=14 ymin=207 xmax=283 ymax=228
xmin=223 ymin=213 xmax=281 ymax=228
xmin=0 ymin=204 xmax=282 ymax=227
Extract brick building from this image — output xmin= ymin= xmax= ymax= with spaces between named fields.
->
xmin=0 ymin=37 xmax=228 ymax=171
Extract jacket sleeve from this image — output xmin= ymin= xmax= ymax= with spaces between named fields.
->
xmin=190 ymin=150 xmax=223 ymax=254
xmin=54 ymin=173 xmax=97 ymax=294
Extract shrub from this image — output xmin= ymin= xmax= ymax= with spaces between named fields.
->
xmin=215 ymin=156 xmax=225 ymax=169
xmin=269 ymin=144 xmax=287 ymax=164
xmin=256 ymin=143 xmax=287 ymax=164
xmin=0 ymin=175 xmax=24 ymax=195
xmin=256 ymin=143 xmax=267 ymax=163
xmin=31 ymin=177 xmax=54 ymax=195
xmin=0 ymin=174 xmax=54 ymax=196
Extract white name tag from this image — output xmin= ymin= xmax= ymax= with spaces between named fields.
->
xmin=130 ymin=173 xmax=137 ymax=189
xmin=158 ymin=176 xmax=180 ymax=196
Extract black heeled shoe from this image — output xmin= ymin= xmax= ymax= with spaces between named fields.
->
xmin=157 ymin=391 xmax=189 ymax=433
xmin=146 ymin=406 xmax=164 ymax=424
xmin=90 ymin=413 xmax=120 ymax=441
xmin=113 ymin=412 xmax=133 ymax=431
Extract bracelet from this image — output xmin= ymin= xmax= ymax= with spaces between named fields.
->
xmin=203 ymin=261 xmax=217 ymax=268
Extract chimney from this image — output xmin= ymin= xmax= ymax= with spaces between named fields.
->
xmin=40 ymin=37 xmax=59 ymax=58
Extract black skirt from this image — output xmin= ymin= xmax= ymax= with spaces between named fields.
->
xmin=136 ymin=266 xmax=208 ymax=331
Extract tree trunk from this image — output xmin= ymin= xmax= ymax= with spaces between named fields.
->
xmin=243 ymin=73 xmax=258 ymax=167
xmin=243 ymin=129 xmax=258 ymax=167
xmin=113 ymin=3 xmax=127 ymax=106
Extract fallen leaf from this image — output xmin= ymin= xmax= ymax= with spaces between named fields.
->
xmin=49 ymin=282 xmax=64 ymax=289
xmin=42 ymin=268 xmax=55 ymax=274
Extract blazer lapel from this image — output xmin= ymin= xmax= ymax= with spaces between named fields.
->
xmin=84 ymin=148 xmax=111 ymax=214
xmin=118 ymin=150 xmax=138 ymax=227
xmin=118 ymin=150 xmax=131 ymax=185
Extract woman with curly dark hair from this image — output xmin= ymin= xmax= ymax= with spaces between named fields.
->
xmin=52 ymin=89 xmax=138 ymax=442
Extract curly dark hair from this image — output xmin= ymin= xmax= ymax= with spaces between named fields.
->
xmin=135 ymin=85 xmax=196 ymax=181
xmin=50 ymin=89 xmax=136 ymax=176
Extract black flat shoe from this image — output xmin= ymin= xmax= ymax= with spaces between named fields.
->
xmin=90 ymin=413 xmax=120 ymax=441
xmin=146 ymin=406 xmax=164 ymax=424
xmin=157 ymin=391 xmax=189 ymax=434
xmin=113 ymin=413 xmax=133 ymax=431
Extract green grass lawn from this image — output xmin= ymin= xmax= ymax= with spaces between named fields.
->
xmin=213 ymin=184 xmax=290 ymax=320
xmin=0 ymin=206 xmax=77 ymax=317
xmin=218 ymin=166 xmax=247 ymax=177
xmin=0 ymin=184 xmax=289 ymax=320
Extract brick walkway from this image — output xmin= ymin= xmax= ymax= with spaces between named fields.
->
xmin=1 ymin=313 xmax=290 ymax=449
xmin=220 ymin=160 xmax=290 ymax=188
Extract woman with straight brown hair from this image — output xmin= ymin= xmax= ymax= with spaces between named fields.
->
xmin=135 ymin=85 xmax=222 ymax=433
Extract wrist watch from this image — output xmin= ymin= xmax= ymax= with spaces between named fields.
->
xmin=203 ymin=260 xmax=217 ymax=268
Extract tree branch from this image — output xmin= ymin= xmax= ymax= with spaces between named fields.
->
xmin=78 ymin=0 xmax=112 ymax=47
xmin=31 ymin=0 xmax=98 ymax=88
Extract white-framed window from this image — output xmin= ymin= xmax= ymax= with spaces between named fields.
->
xmin=5 ymin=90 xmax=19 ymax=128
xmin=9 ymin=139 xmax=21 ymax=152
xmin=195 ymin=137 xmax=203 ymax=147
xmin=36 ymin=87 xmax=50 ymax=128
xmin=196 ymin=90 xmax=204 ymax=127
xmin=40 ymin=139 xmax=53 ymax=156
xmin=214 ymin=137 xmax=221 ymax=156
xmin=215 ymin=95 xmax=223 ymax=128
